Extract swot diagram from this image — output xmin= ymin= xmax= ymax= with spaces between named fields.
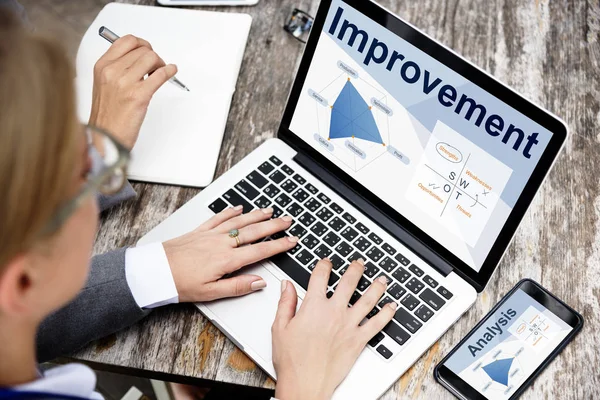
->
xmin=406 ymin=121 xmax=513 ymax=246
xmin=307 ymin=60 xmax=410 ymax=172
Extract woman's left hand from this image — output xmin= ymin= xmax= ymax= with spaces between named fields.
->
xmin=162 ymin=206 xmax=298 ymax=303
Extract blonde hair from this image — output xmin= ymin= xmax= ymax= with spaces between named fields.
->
xmin=0 ymin=9 xmax=80 ymax=268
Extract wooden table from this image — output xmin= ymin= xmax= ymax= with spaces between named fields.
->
xmin=77 ymin=0 xmax=600 ymax=398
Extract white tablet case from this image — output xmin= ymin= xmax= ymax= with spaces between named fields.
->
xmin=76 ymin=3 xmax=252 ymax=187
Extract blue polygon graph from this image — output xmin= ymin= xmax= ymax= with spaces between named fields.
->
xmin=329 ymin=80 xmax=383 ymax=144
xmin=482 ymin=357 xmax=514 ymax=386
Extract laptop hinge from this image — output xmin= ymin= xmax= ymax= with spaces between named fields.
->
xmin=293 ymin=152 xmax=453 ymax=277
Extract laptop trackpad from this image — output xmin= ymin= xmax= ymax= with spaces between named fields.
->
xmin=200 ymin=263 xmax=294 ymax=368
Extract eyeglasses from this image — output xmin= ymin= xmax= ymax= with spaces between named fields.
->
xmin=40 ymin=125 xmax=130 ymax=236
xmin=283 ymin=8 xmax=314 ymax=43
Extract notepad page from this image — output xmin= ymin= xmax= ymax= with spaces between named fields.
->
xmin=76 ymin=3 xmax=252 ymax=187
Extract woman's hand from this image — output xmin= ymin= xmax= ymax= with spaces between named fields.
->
xmin=272 ymin=259 xmax=397 ymax=400
xmin=89 ymin=34 xmax=177 ymax=149
xmin=163 ymin=206 xmax=298 ymax=303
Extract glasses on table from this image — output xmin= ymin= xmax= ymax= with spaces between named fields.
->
xmin=40 ymin=124 xmax=130 ymax=236
xmin=284 ymin=8 xmax=314 ymax=43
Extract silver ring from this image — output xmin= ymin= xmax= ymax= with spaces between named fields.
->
xmin=228 ymin=229 xmax=241 ymax=247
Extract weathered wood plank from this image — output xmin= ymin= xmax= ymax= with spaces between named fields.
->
xmin=30 ymin=0 xmax=598 ymax=398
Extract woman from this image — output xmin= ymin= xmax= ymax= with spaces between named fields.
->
xmin=0 ymin=7 xmax=397 ymax=399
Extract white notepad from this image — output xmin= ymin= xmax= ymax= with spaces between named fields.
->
xmin=76 ymin=3 xmax=252 ymax=187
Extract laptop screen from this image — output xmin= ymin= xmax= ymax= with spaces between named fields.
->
xmin=288 ymin=0 xmax=556 ymax=272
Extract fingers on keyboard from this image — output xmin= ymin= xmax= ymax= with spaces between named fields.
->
xmin=201 ymin=205 xmax=244 ymax=230
xmin=237 ymin=216 xmax=292 ymax=244
xmin=351 ymin=276 xmax=388 ymax=322
xmin=306 ymin=258 xmax=333 ymax=297
xmin=361 ymin=301 xmax=396 ymax=341
xmin=333 ymin=260 xmax=365 ymax=302
xmin=215 ymin=207 xmax=275 ymax=233
xmin=230 ymin=236 xmax=298 ymax=270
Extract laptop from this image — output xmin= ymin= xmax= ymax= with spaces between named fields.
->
xmin=138 ymin=0 xmax=567 ymax=398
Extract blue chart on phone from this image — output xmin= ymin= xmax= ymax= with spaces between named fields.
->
xmin=482 ymin=357 xmax=515 ymax=386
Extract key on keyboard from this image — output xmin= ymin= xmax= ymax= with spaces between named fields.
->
xmin=342 ymin=212 xmax=356 ymax=224
xmin=335 ymin=241 xmax=353 ymax=257
xmin=406 ymin=277 xmax=425 ymax=294
xmin=269 ymin=156 xmax=282 ymax=166
xmin=409 ymin=264 xmax=424 ymax=277
xmin=383 ymin=322 xmax=410 ymax=346
xmin=275 ymin=194 xmax=292 ymax=208
xmin=382 ymin=243 xmax=396 ymax=255
xmin=377 ymin=345 xmax=393 ymax=359
xmin=317 ymin=193 xmax=331 ymax=204
xmin=289 ymin=224 xmax=307 ymax=238
xmin=316 ymin=207 xmax=334 ymax=222
xmin=341 ymin=226 xmax=358 ymax=242
xmin=415 ymin=305 xmax=434 ymax=322
xmin=263 ymin=184 xmax=280 ymax=198
xmin=328 ymin=217 xmax=346 ymax=231
xmin=314 ymin=244 xmax=332 ymax=259
xmin=356 ymin=222 xmax=369 ymax=234
xmin=363 ymin=262 xmax=380 ymax=278
xmin=353 ymin=237 xmax=371 ymax=252
xmin=295 ymin=250 xmax=315 ymax=265
xmin=209 ymin=198 xmax=228 ymax=213
xmin=437 ymin=286 xmax=453 ymax=299
xmin=380 ymin=256 xmax=398 ymax=273
xmin=368 ymin=232 xmax=383 ymax=245
xmin=419 ymin=288 xmax=446 ymax=310
xmin=293 ymin=174 xmax=306 ymax=184
xmin=310 ymin=222 xmax=328 ymax=237
xmin=258 ymin=161 xmax=274 ymax=175
xmin=286 ymin=203 xmax=304 ymax=217
xmin=223 ymin=189 xmax=253 ymax=213
xmin=394 ymin=253 xmax=411 ymax=266
xmin=305 ymin=198 xmax=321 ymax=212
xmin=281 ymin=179 xmax=297 ymax=193
xmin=330 ymin=254 xmax=344 ymax=270
xmin=281 ymin=164 xmax=294 ymax=175
xmin=393 ymin=308 xmax=422 ymax=334
xmin=330 ymin=202 xmax=343 ymax=214
xmin=368 ymin=332 xmax=385 ymax=347
xmin=292 ymin=188 xmax=309 ymax=203
xmin=298 ymin=212 xmax=316 ymax=227
xmin=247 ymin=171 xmax=268 ymax=188
xmin=235 ymin=180 xmax=259 ymax=200
xmin=269 ymin=170 xmax=286 ymax=184
xmin=366 ymin=247 xmax=384 ymax=262
xmin=323 ymin=232 xmax=341 ymax=246
xmin=254 ymin=195 xmax=271 ymax=209
xmin=305 ymin=183 xmax=318 ymax=194
xmin=302 ymin=234 xmax=319 ymax=249
xmin=392 ymin=267 xmax=410 ymax=283
xmin=401 ymin=294 xmax=420 ymax=311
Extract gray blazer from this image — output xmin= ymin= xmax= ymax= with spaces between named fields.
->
xmin=36 ymin=184 xmax=151 ymax=362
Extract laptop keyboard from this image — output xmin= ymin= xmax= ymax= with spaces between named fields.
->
xmin=208 ymin=156 xmax=454 ymax=361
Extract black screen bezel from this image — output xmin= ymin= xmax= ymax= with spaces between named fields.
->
xmin=434 ymin=279 xmax=583 ymax=399
xmin=278 ymin=0 xmax=567 ymax=291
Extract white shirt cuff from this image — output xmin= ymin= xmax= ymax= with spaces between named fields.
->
xmin=125 ymin=242 xmax=179 ymax=309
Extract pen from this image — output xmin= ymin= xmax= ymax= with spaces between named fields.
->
xmin=98 ymin=26 xmax=190 ymax=92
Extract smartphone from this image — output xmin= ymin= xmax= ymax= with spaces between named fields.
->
xmin=434 ymin=279 xmax=583 ymax=400
xmin=157 ymin=0 xmax=259 ymax=6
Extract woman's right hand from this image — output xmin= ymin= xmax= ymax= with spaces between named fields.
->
xmin=272 ymin=259 xmax=397 ymax=400
xmin=89 ymin=35 xmax=177 ymax=150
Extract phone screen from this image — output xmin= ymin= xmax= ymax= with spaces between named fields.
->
xmin=442 ymin=287 xmax=574 ymax=399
